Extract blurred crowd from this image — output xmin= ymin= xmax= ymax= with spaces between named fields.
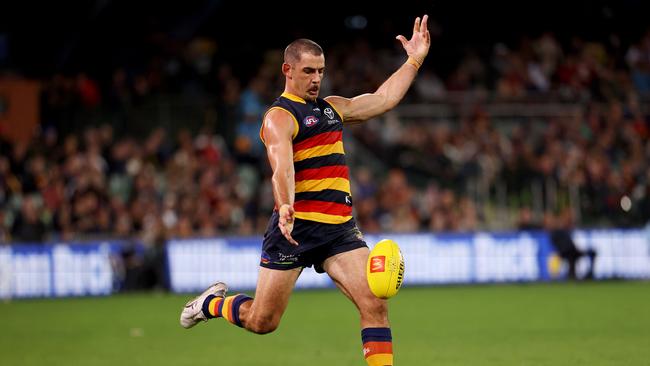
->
xmin=1 ymin=29 xmax=650 ymax=244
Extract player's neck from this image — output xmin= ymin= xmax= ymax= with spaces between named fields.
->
xmin=281 ymin=89 xmax=307 ymax=104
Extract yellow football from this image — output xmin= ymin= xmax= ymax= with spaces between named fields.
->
xmin=366 ymin=239 xmax=405 ymax=299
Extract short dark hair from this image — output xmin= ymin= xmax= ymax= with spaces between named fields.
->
xmin=284 ymin=39 xmax=323 ymax=64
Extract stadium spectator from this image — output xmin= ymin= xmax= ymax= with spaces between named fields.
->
xmin=626 ymin=30 xmax=650 ymax=94
xmin=1 ymin=14 xmax=649 ymax=242
xmin=547 ymin=209 xmax=597 ymax=280
xmin=10 ymin=196 xmax=47 ymax=243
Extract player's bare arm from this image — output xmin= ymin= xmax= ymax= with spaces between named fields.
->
xmin=325 ymin=15 xmax=431 ymax=124
xmin=262 ymin=109 xmax=299 ymax=245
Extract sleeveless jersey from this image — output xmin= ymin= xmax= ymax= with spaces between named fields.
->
xmin=261 ymin=92 xmax=352 ymax=224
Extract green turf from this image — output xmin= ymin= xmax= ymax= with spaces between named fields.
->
xmin=1 ymin=281 xmax=649 ymax=366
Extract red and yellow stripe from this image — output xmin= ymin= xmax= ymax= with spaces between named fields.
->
xmin=294 ymin=211 xmax=352 ymax=224
xmin=293 ymin=141 xmax=344 ymax=162
xmin=294 ymin=131 xmax=342 ymax=151
xmin=294 ymin=200 xmax=352 ymax=217
xmin=222 ymin=296 xmax=236 ymax=323
xmin=208 ymin=295 xmax=236 ymax=322
xmin=295 ymin=176 xmax=350 ymax=193
xmin=363 ymin=341 xmax=393 ymax=366
xmin=208 ymin=296 xmax=222 ymax=317
xmin=293 ymin=131 xmax=344 ymax=162
xmin=292 ymin=129 xmax=351 ymax=223
xmin=295 ymin=165 xmax=349 ymax=182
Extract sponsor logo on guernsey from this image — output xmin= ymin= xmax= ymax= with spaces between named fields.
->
xmin=370 ymin=256 xmax=386 ymax=273
xmin=303 ymin=115 xmax=319 ymax=127
xmin=324 ymin=107 xmax=334 ymax=119
xmin=324 ymin=107 xmax=340 ymax=124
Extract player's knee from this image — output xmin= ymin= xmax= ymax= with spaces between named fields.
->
xmin=247 ymin=314 xmax=280 ymax=334
xmin=249 ymin=322 xmax=278 ymax=334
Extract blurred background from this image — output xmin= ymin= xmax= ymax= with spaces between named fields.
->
xmin=0 ymin=0 xmax=649 ymax=292
xmin=1 ymin=2 xmax=650 ymax=366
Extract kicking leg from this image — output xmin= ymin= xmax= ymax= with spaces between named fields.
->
xmin=323 ymin=247 xmax=393 ymax=366
xmin=200 ymin=267 xmax=301 ymax=334
xmin=239 ymin=267 xmax=301 ymax=334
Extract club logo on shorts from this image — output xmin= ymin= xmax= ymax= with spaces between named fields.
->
xmin=324 ymin=107 xmax=334 ymax=119
xmin=370 ymin=256 xmax=386 ymax=273
xmin=260 ymin=252 xmax=271 ymax=264
xmin=303 ymin=115 xmax=319 ymax=127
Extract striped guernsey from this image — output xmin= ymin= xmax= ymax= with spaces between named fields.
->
xmin=261 ymin=92 xmax=352 ymax=224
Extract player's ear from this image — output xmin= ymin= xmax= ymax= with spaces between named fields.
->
xmin=282 ymin=63 xmax=292 ymax=79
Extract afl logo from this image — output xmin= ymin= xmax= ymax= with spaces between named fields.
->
xmin=303 ymin=115 xmax=319 ymax=127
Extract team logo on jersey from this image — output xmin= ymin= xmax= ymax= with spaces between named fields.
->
xmin=324 ymin=107 xmax=334 ymax=119
xmin=370 ymin=256 xmax=386 ymax=273
xmin=303 ymin=115 xmax=319 ymax=127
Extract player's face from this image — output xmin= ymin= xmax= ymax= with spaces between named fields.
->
xmin=290 ymin=52 xmax=325 ymax=102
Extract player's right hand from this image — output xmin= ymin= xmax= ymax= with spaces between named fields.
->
xmin=396 ymin=14 xmax=431 ymax=66
xmin=278 ymin=204 xmax=299 ymax=246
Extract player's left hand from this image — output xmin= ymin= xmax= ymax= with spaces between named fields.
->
xmin=396 ymin=14 xmax=431 ymax=66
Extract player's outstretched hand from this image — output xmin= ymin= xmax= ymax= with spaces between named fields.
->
xmin=396 ymin=14 xmax=431 ymax=67
xmin=278 ymin=204 xmax=299 ymax=246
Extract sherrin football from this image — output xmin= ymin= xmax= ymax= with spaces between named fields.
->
xmin=366 ymin=239 xmax=405 ymax=299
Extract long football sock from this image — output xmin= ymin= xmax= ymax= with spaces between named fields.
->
xmin=361 ymin=327 xmax=393 ymax=366
xmin=202 ymin=294 xmax=253 ymax=328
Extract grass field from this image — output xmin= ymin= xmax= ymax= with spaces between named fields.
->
xmin=1 ymin=281 xmax=649 ymax=366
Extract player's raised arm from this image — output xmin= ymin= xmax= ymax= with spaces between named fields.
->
xmin=261 ymin=109 xmax=299 ymax=245
xmin=325 ymin=15 xmax=431 ymax=124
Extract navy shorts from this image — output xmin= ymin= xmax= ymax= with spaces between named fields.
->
xmin=260 ymin=211 xmax=367 ymax=273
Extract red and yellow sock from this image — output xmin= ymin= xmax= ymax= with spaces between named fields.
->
xmin=202 ymin=294 xmax=252 ymax=328
xmin=361 ymin=327 xmax=393 ymax=366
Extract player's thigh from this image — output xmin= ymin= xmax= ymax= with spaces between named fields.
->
xmin=323 ymin=247 xmax=386 ymax=315
xmin=249 ymin=266 xmax=301 ymax=322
